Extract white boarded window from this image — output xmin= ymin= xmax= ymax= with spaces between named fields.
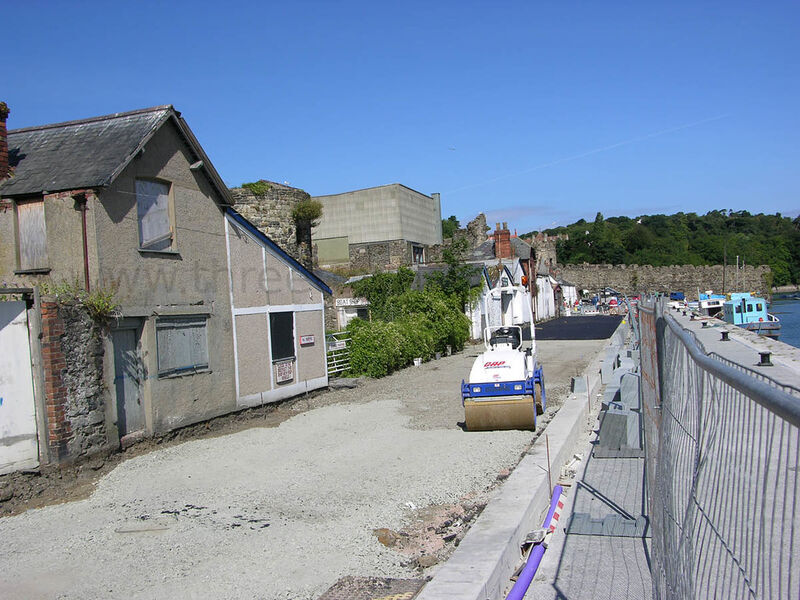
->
xmin=156 ymin=316 xmax=209 ymax=376
xmin=17 ymin=200 xmax=48 ymax=271
xmin=136 ymin=179 xmax=173 ymax=250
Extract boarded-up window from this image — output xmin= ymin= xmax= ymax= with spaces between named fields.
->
xmin=156 ymin=316 xmax=209 ymax=376
xmin=270 ymin=312 xmax=295 ymax=362
xmin=136 ymin=179 xmax=173 ymax=250
xmin=17 ymin=200 xmax=48 ymax=270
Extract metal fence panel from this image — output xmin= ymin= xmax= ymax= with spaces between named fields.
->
xmin=640 ymin=298 xmax=800 ymax=599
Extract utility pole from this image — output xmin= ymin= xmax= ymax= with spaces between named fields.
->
xmin=723 ymin=241 xmax=727 ymax=294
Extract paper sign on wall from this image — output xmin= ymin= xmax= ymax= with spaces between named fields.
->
xmin=276 ymin=360 xmax=294 ymax=383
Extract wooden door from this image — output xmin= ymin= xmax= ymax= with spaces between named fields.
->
xmin=112 ymin=325 xmax=144 ymax=436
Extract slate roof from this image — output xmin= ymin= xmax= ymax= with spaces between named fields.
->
xmin=1 ymin=106 xmax=231 ymax=204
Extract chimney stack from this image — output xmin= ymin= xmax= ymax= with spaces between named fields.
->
xmin=0 ymin=102 xmax=9 ymax=181
xmin=494 ymin=222 xmax=512 ymax=259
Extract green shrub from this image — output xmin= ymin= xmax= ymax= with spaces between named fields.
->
xmin=347 ymin=320 xmax=405 ymax=377
xmin=291 ymin=199 xmax=323 ymax=227
xmin=39 ymin=280 xmax=120 ymax=322
xmin=241 ymin=180 xmax=272 ymax=195
xmin=344 ymin=288 xmax=470 ymax=378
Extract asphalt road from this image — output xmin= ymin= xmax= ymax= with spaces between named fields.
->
xmin=535 ymin=315 xmax=624 ymax=340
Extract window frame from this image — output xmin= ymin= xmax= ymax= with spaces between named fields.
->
xmin=135 ymin=178 xmax=176 ymax=253
xmin=269 ymin=311 xmax=296 ymax=363
xmin=155 ymin=315 xmax=210 ymax=378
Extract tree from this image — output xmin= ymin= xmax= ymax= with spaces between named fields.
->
xmin=424 ymin=237 xmax=479 ymax=308
xmin=441 ymin=215 xmax=460 ymax=239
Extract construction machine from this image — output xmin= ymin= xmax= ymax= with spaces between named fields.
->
xmin=461 ymin=283 xmax=545 ymax=431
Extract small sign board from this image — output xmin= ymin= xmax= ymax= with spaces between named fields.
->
xmin=276 ymin=359 xmax=294 ymax=383
xmin=328 ymin=340 xmax=346 ymax=351
xmin=300 ymin=335 xmax=315 ymax=346
xmin=335 ymin=297 xmax=369 ymax=307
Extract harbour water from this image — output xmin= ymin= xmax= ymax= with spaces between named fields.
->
xmin=771 ymin=297 xmax=800 ymax=349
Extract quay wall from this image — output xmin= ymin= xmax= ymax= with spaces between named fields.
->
xmin=558 ymin=263 xmax=771 ymax=298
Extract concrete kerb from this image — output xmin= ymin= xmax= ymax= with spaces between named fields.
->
xmin=416 ymin=320 xmax=628 ymax=600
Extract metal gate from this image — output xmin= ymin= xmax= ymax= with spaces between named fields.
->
xmin=326 ymin=332 xmax=350 ymax=376
xmin=0 ymin=301 xmax=39 ymax=475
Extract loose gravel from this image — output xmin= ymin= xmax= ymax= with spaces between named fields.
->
xmin=0 ymin=339 xmax=606 ymax=600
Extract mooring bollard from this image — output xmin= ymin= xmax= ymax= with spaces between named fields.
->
xmin=757 ymin=351 xmax=773 ymax=367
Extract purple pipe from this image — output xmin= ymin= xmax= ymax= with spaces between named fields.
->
xmin=505 ymin=484 xmax=564 ymax=600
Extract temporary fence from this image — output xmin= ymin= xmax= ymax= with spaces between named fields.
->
xmin=639 ymin=298 xmax=800 ymax=599
xmin=325 ymin=332 xmax=350 ymax=376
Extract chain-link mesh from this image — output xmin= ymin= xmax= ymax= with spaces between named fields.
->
xmin=640 ymin=299 xmax=800 ymax=599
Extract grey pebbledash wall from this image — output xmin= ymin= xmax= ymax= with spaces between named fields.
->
xmin=557 ymin=263 xmax=771 ymax=298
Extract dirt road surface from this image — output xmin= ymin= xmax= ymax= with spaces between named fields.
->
xmin=0 ymin=338 xmax=606 ymax=600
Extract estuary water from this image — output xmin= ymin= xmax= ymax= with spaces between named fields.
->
xmin=770 ymin=297 xmax=800 ymax=349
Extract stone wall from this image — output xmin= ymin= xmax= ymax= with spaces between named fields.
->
xmin=230 ymin=181 xmax=312 ymax=267
xmin=557 ymin=263 xmax=772 ymax=298
xmin=529 ymin=233 xmax=566 ymax=275
xmin=40 ymin=299 xmax=109 ymax=461
xmin=427 ymin=213 xmax=488 ymax=264
xmin=349 ymin=239 xmax=410 ymax=272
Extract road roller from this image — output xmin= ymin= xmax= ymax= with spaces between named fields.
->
xmin=461 ymin=284 xmax=545 ymax=431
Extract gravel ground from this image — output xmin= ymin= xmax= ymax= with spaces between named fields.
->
xmin=0 ymin=339 xmax=606 ymax=600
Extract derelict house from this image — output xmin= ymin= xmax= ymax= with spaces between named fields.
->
xmin=0 ymin=103 xmax=330 ymax=473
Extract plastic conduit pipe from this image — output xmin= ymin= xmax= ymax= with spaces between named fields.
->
xmin=505 ymin=484 xmax=564 ymax=600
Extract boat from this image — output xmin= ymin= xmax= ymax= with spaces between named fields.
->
xmin=721 ymin=293 xmax=781 ymax=340
xmin=698 ymin=291 xmax=726 ymax=317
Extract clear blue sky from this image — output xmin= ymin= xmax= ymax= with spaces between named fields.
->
xmin=5 ymin=1 xmax=799 ymax=233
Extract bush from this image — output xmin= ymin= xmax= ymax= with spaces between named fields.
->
xmin=241 ymin=180 xmax=272 ymax=195
xmin=344 ymin=287 xmax=470 ymax=378
xmin=347 ymin=319 xmax=405 ymax=378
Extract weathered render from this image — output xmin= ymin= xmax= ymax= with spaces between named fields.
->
xmin=225 ymin=208 xmax=331 ymax=406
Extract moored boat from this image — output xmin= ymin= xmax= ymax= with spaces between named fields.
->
xmin=698 ymin=291 xmax=726 ymax=317
xmin=721 ymin=292 xmax=781 ymax=339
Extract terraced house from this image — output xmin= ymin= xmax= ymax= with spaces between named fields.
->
xmin=0 ymin=103 xmax=330 ymax=474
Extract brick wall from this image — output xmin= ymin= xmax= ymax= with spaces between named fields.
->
xmin=493 ymin=223 xmax=512 ymax=259
xmin=40 ymin=301 xmax=71 ymax=459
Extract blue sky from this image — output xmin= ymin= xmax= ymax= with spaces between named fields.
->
xmin=5 ymin=1 xmax=799 ymax=233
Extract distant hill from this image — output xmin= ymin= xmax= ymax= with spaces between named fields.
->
xmin=524 ymin=210 xmax=800 ymax=286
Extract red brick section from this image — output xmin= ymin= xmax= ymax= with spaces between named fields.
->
xmin=0 ymin=101 xmax=9 ymax=180
xmin=494 ymin=221 xmax=513 ymax=259
xmin=40 ymin=300 xmax=72 ymax=459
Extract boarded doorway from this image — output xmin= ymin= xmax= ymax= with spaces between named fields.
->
xmin=0 ymin=301 xmax=38 ymax=475
xmin=112 ymin=321 xmax=145 ymax=438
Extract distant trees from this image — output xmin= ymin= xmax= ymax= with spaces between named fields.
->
xmin=528 ymin=210 xmax=800 ymax=286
